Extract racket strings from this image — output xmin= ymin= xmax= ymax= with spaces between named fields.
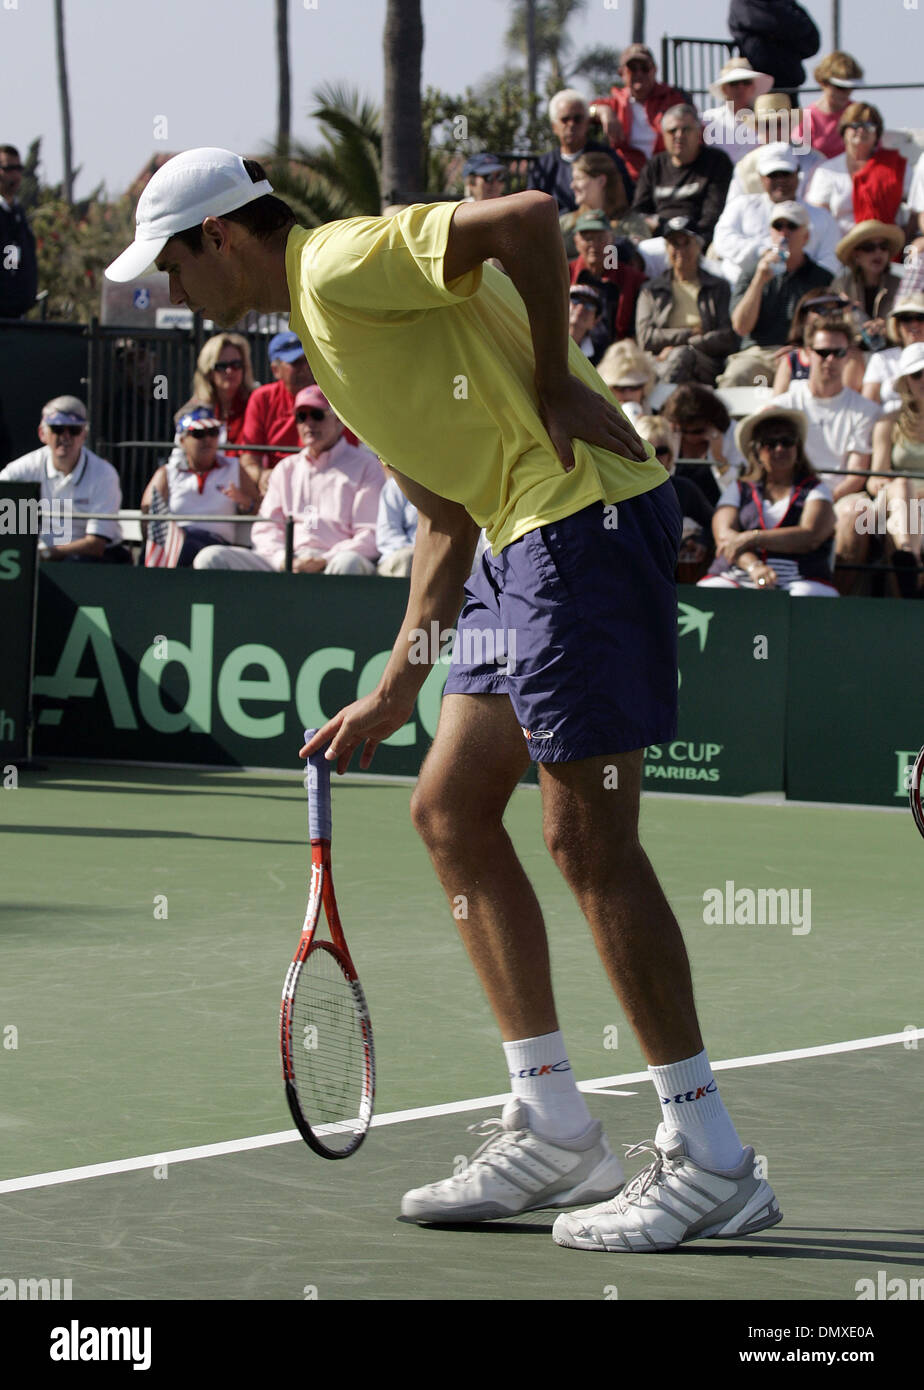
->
xmin=289 ymin=947 xmax=371 ymax=1154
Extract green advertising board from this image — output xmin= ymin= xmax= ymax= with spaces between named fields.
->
xmin=0 ymin=483 xmax=40 ymax=764
xmin=32 ymin=568 xmax=790 ymax=796
xmin=785 ymin=597 xmax=924 ymax=807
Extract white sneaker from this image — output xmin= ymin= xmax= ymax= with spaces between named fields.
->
xmin=552 ymin=1124 xmax=782 ymax=1253
xmin=400 ymin=1098 xmax=625 ymax=1223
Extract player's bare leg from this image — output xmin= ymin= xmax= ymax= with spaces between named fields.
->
xmin=410 ymin=692 xmax=555 ymax=1041
xmin=538 ymin=748 xmax=703 ymax=1065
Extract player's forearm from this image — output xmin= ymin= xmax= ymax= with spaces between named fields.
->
xmin=378 ymin=513 xmax=480 ymax=707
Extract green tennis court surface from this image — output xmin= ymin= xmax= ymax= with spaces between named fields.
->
xmin=1 ymin=763 xmax=922 ymax=1303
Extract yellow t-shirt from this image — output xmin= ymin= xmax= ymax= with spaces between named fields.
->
xmin=666 ymin=278 xmax=702 ymax=331
xmin=285 ymin=202 xmax=666 ymax=553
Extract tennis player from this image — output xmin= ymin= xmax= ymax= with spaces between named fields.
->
xmin=107 ymin=149 xmax=781 ymax=1252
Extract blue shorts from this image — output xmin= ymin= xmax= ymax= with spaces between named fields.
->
xmin=443 ymin=483 xmax=682 ymax=762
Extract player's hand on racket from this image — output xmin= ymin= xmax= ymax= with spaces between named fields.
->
xmin=301 ymin=688 xmax=416 ymax=775
xmin=536 ymin=374 xmax=649 ymax=471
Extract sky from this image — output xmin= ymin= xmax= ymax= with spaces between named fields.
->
xmin=4 ymin=0 xmax=924 ymax=201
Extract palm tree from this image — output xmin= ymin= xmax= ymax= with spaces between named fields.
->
xmin=381 ymin=0 xmax=423 ymax=207
xmin=276 ymin=0 xmax=291 ymax=156
xmin=53 ymin=0 xmax=74 ymax=204
xmin=503 ymin=0 xmax=621 ymax=97
xmin=266 ymin=85 xmax=383 ymax=223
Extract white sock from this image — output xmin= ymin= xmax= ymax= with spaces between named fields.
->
xmin=502 ymin=1030 xmax=594 ymax=1141
xmin=648 ymin=1049 xmax=746 ymax=1171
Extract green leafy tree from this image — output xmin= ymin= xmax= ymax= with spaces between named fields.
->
xmin=266 ymin=84 xmax=383 ymax=222
xmin=502 ymin=0 xmax=622 ymax=98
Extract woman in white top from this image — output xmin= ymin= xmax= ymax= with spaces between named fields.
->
xmin=141 ymin=408 xmax=258 ymax=566
xmin=698 ymin=407 xmax=837 ymax=595
xmin=862 ymin=294 xmax=924 ymax=413
xmin=807 ymin=104 xmax=911 ymax=235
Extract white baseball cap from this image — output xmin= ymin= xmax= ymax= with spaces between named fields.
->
xmin=769 ymin=200 xmax=809 ymax=229
xmin=105 ymin=148 xmax=273 ymax=282
xmin=758 ymin=142 xmax=799 ymax=176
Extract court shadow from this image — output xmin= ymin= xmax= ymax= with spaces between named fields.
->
xmin=0 ymin=824 xmax=303 ymax=846
xmin=395 ymin=1214 xmax=555 ymax=1235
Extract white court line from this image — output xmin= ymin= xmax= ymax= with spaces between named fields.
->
xmin=0 ymin=1029 xmax=920 ymax=1198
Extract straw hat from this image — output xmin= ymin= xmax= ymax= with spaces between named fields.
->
xmin=835 ymin=220 xmax=905 ymax=265
xmin=736 ymin=407 xmax=807 ymax=459
xmin=708 ymin=58 xmax=773 ymax=101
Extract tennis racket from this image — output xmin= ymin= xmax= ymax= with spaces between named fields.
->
xmin=909 ymin=745 xmax=924 ymax=840
xmin=280 ymin=728 xmax=375 ymax=1158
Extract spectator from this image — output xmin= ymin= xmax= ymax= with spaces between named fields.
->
xmin=698 ymin=405 xmax=837 ymax=595
xmin=793 ymin=52 xmax=864 ymax=160
xmin=528 ymin=90 xmax=632 ymax=214
xmin=867 ymin=342 xmax=924 ymax=593
xmin=806 ymin=104 xmax=909 ymax=234
xmin=727 ymin=0 xmax=821 ymax=95
xmin=239 ymin=330 xmax=313 ymax=493
xmin=830 ymin=221 xmax=905 ymax=354
xmin=569 ymin=211 xmax=647 ymax=343
xmin=713 ymin=144 xmax=841 ymax=283
xmin=463 ymin=153 xmax=508 ymax=202
xmin=635 ymin=216 xmax=738 ymax=384
xmin=727 ymin=95 xmax=822 ymax=199
xmin=632 ymin=105 xmax=733 ymax=275
xmin=634 ymin=414 xmax=714 ymax=569
xmin=0 ymin=395 xmax=129 ymax=562
xmin=0 ymin=144 xmax=37 ymax=319
xmin=863 ymin=293 xmax=924 ymax=411
xmin=376 ymin=468 xmax=417 ymax=577
xmin=140 ymin=407 xmax=258 ymax=567
xmin=568 ymin=282 xmax=608 ymax=364
xmin=773 ymin=318 xmax=881 ymax=585
xmin=771 ymin=287 xmax=862 ymax=393
xmin=175 ymin=333 xmax=256 ymax=452
xmin=700 ymin=57 xmax=773 ymax=165
xmin=721 ymin=202 xmax=833 ymax=386
xmin=588 ymin=44 xmax=688 ymax=182
xmin=595 ymin=340 xmax=657 ymax=422
xmin=194 ymin=387 xmax=383 ymax=574
xmin=908 ymin=154 xmax=924 ymax=244
xmin=661 ymin=383 xmax=743 ymax=505
xmin=559 ymin=151 xmax=648 ymax=259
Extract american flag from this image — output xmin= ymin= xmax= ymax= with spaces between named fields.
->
xmin=144 ymin=488 xmax=184 ymax=568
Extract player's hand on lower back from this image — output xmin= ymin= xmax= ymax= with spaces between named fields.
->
xmin=536 ymin=374 xmax=649 ymax=471
xmin=300 ymin=690 xmax=416 ymax=775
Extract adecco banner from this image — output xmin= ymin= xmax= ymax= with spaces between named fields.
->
xmin=0 ymin=483 xmax=40 ymax=764
xmin=32 ymin=568 xmax=788 ymax=794
xmin=786 ymin=598 xmax=924 ymax=808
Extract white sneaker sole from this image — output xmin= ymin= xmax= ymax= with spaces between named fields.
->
xmin=402 ymin=1151 xmax=626 ymax=1224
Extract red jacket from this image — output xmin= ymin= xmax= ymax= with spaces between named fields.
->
xmin=569 ymin=257 xmax=647 ymax=340
xmin=594 ymin=81 xmax=688 ymax=180
xmin=852 ymin=148 xmax=907 ymax=228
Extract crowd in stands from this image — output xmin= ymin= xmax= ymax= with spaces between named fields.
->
xmin=4 ymin=30 xmax=924 ymax=598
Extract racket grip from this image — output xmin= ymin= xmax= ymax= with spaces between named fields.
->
xmin=303 ymin=728 xmax=333 ymax=841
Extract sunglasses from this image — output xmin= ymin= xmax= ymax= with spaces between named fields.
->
xmin=898 ymin=313 xmax=924 ymax=325
xmin=1 ymin=162 xmax=24 ymax=173
xmin=626 ymin=61 xmax=654 ymax=73
xmin=47 ymin=423 xmax=84 ymax=437
xmin=653 ymin=445 xmax=673 ymax=460
xmin=757 ymin=435 xmax=798 ymax=450
xmin=906 ymin=369 xmax=924 ymax=382
xmin=295 ymin=408 xmax=328 ymax=423
xmin=843 ymin=122 xmax=877 ymax=134
xmin=187 ymin=426 xmax=220 ymax=438
xmin=855 ymin=241 xmax=890 ymax=254
xmin=771 ymin=221 xmax=800 ymax=232
xmin=480 ymin=172 xmax=506 ymax=183
xmin=213 ymin=359 xmax=244 ymax=372
xmin=812 ymin=346 xmax=848 ymax=360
